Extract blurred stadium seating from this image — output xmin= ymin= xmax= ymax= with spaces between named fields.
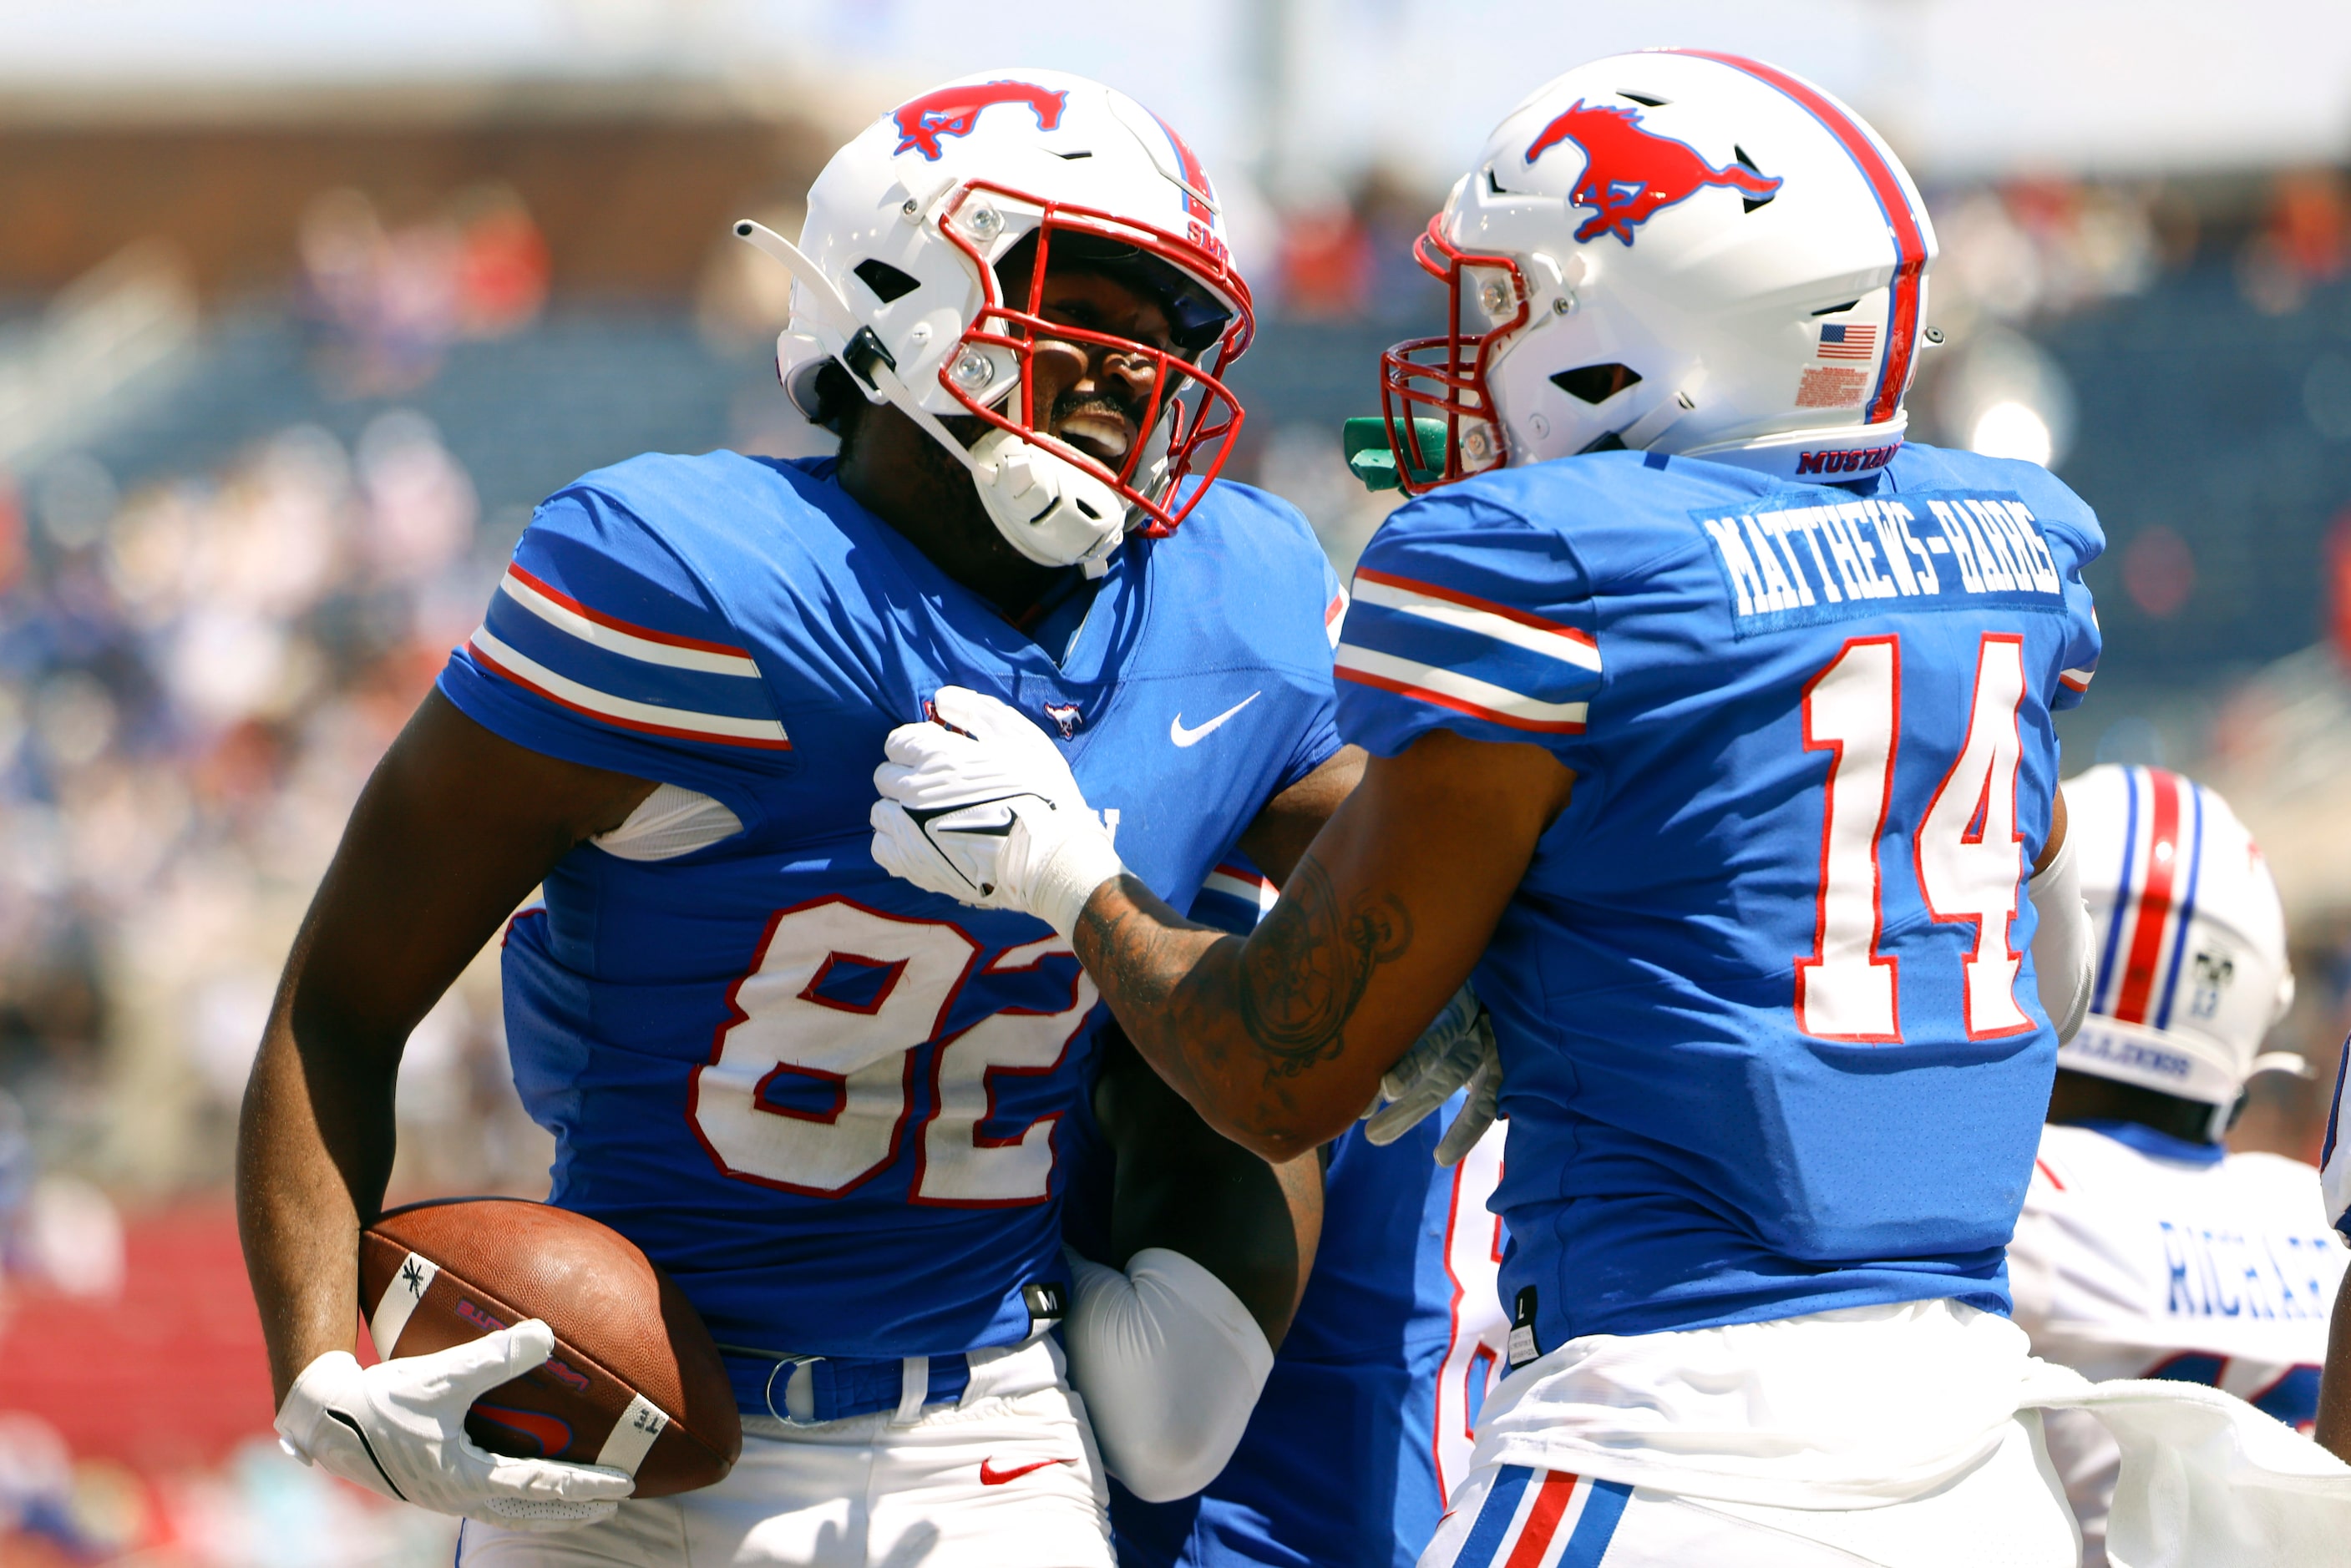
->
xmin=4 ymin=75 xmax=2351 ymax=1565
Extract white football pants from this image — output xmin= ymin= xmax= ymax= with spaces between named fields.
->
xmin=1418 ymin=1414 xmax=2079 ymax=1568
xmin=456 ymin=1339 xmax=1112 ymax=1568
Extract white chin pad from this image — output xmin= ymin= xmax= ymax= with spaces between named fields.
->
xmin=969 ymin=427 xmax=1130 ymax=569
xmin=1126 ymin=417 xmax=1175 ymax=513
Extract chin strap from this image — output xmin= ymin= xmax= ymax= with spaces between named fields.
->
xmin=734 ymin=219 xmax=1127 ymax=572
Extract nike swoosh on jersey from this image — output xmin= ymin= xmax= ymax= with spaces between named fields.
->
xmin=979 ymin=1456 xmax=1072 ymax=1486
xmin=1170 ymin=690 xmax=1260 ymax=747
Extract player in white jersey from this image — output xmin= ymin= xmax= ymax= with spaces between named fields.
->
xmin=2010 ymin=763 xmax=2346 ymax=1564
xmin=2313 ymin=895 xmax=2351 ymax=1459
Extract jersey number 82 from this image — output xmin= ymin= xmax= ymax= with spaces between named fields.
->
xmin=687 ymin=897 xmax=1096 ymax=1205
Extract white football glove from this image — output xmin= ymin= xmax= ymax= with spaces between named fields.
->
xmin=1362 ymin=984 xmax=1501 ymax=1166
xmin=275 ymin=1320 xmax=633 ymax=1532
xmin=870 ymin=685 xmax=1127 ymax=939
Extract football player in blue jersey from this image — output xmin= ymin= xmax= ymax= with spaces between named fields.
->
xmin=236 ymin=71 xmax=1362 ymax=1568
xmin=1066 ymin=858 xmax=1512 ymax=1568
xmin=1056 ymin=858 xmax=1509 ymax=1566
xmin=870 ymin=52 xmax=2127 ymax=1565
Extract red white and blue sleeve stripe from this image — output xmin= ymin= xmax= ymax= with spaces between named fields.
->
xmin=1188 ymin=861 xmax=1279 ymax=937
xmin=1438 ymin=1468 xmax=1631 ymax=1568
xmin=1321 ymin=550 xmax=1351 ymax=650
xmin=466 ymin=560 xmax=789 ymax=751
xmin=1335 ymin=566 xmax=1601 ymax=741
xmin=2057 ymin=604 xmax=2100 ymax=704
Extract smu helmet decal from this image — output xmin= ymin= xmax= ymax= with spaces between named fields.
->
xmin=891 ymin=80 xmax=1069 ymax=160
xmin=1524 ymin=100 xmax=1782 ymax=246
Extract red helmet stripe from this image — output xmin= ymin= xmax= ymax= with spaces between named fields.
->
xmin=1668 ymin=50 xmax=1928 ymax=426
xmin=2111 ymin=768 xmax=2186 ymax=1025
xmin=2086 ymin=766 xmax=2138 ymax=1018
xmin=1145 ymin=108 xmax=1216 ymax=225
xmin=2150 ymin=780 xmax=2207 ymax=1031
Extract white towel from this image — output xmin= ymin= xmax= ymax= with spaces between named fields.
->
xmin=2021 ymin=1362 xmax=2351 ymax=1568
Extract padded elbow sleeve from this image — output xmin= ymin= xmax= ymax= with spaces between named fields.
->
xmin=2030 ymin=830 xmax=2094 ymax=1044
xmin=1060 ymin=1246 xmax=1274 ymax=1505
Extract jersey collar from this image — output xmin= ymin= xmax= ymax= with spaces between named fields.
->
xmin=2072 ymin=1118 xmax=2227 ymax=1168
xmin=800 ymin=457 xmax=1137 ymax=680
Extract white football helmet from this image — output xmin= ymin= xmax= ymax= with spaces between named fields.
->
xmin=2060 ymin=765 xmax=2295 ymax=1114
xmin=1377 ymin=49 xmax=1937 ymax=491
xmin=737 ymin=69 xmax=1252 ymax=571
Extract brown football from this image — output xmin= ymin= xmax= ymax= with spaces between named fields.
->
xmin=359 ymin=1197 xmax=740 ymax=1498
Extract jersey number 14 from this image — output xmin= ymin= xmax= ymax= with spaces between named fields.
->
xmin=1797 ymin=632 xmax=2037 ymax=1043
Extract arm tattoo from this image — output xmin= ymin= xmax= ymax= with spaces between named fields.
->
xmin=1077 ymin=857 xmax=1413 ymax=1113
xmin=1234 ymin=855 xmax=1411 ymax=1077
xmin=1082 ymin=886 xmax=1190 ymax=1020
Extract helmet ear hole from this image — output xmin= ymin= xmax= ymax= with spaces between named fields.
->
xmin=853 ymin=259 xmax=922 ymax=304
xmin=1552 ymin=363 xmax=1644 ymax=404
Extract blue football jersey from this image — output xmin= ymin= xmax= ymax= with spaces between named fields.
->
xmin=1082 ymin=861 xmax=1512 ymax=1568
xmin=1333 ymin=443 xmax=2104 ymax=1356
xmin=436 ymin=452 xmax=1342 ymax=1402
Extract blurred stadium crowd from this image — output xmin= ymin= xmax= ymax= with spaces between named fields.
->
xmin=5 ymin=97 xmax=2351 ymax=1562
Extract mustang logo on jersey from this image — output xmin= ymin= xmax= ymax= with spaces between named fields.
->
xmin=1697 ymin=488 xmax=2068 ymax=638
xmin=1525 ymin=101 xmax=1783 ymax=245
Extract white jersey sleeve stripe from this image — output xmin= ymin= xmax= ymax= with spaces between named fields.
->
xmin=1353 ymin=568 xmax=1603 ymax=672
xmin=1335 ymin=645 xmax=1588 ymax=734
xmin=470 ymin=628 xmax=793 ymax=749
xmin=1203 ymin=863 xmax=1278 ymax=915
xmin=500 ymin=564 xmax=764 ymax=678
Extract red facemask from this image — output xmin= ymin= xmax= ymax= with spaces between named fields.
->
xmin=1377 ymin=215 xmax=1531 ymax=495
xmin=934 ymin=180 xmax=1254 ymax=536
